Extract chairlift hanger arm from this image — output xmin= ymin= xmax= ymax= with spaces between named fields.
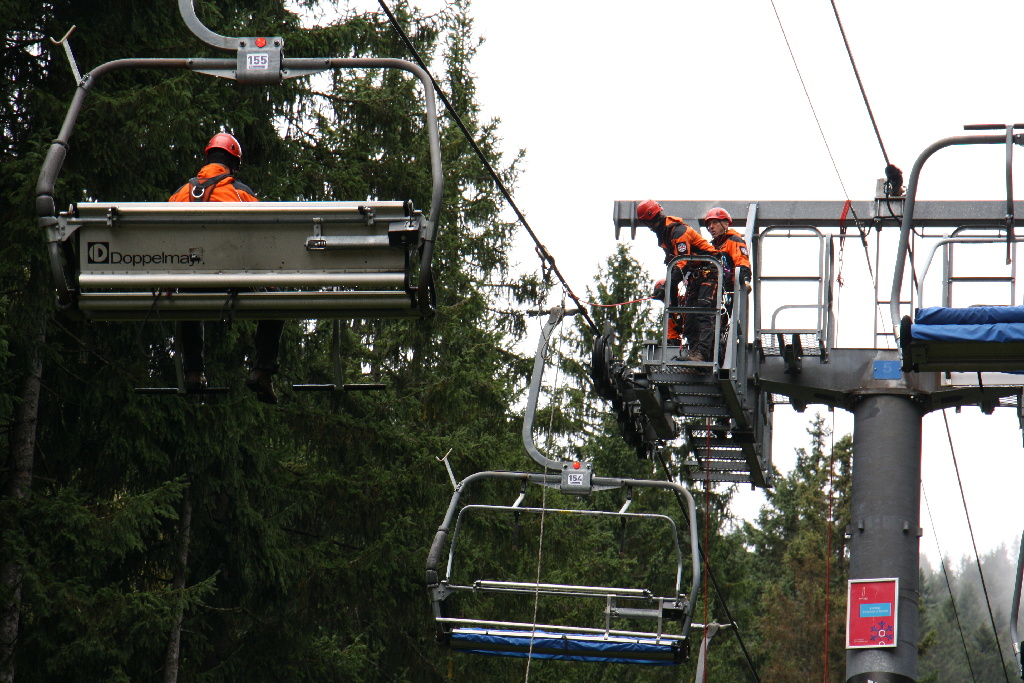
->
xmin=522 ymin=307 xmax=571 ymax=471
xmin=178 ymin=0 xmax=236 ymax=52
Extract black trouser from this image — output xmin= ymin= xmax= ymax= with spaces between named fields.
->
xmin=665 ymin=266 xmax=686 ymax=340
xmin=180 ymin=320 xmax=284 ymax=373
xmin=682 ymin=273 xmax=717 ymax=360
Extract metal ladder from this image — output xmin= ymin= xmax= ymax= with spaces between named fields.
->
xmin=753 ymin=225 xmax=834 ymax=366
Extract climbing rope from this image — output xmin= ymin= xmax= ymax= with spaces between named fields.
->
xmin=822 ymin=410 xmax=836 ymax=682
xmin=582 ymin=296 xmax=653 ymax=308
xmin=524 ymin=306 xmax=564 ymax=680
xmin=769 ymin=0 xmax=853 ymax=206
xmin=702 ymin=420 xmax=712 ymax=683
xmin=828 ymin=0 xmax=890 ymax=169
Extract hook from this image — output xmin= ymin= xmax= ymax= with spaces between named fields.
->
xmin=49 ymin=25 xmax=82 ymax=84
xmin=436 ymin=448 xmax=457 ymax=489
xmin=50 ymin=25 xmax=76 ymax=45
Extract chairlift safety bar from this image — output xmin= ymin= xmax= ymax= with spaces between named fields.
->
xmin=443 ymin=502 xmax=685 ymax=595
xmin=472 ymin=581 xmax=654 ymax=599
xmin=439 ymin=619 xmax=690 ymax=643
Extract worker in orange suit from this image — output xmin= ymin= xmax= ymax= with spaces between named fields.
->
xmin=636 ymin=199 xmax=720 ymax=362
xmin=704 ymin=207 xmax=751 ymax=296
xmin=169 ymin=133 xmax=284 ymax=403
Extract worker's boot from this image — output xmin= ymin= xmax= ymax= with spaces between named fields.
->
xmin=684 ymin=349 xmax=710 ymax=374
xmin=246 ymin=369 xmax=278 ymax=404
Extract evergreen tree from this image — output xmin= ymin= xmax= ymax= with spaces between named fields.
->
xmin=2 ymin=0 xmax=533 ymax=679
xmin=745 ymin=414 xmax=852 ymax=682
xmin=919 ymin=545 xmax=1018 ymax=682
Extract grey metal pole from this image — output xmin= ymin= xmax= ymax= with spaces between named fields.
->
xmin=846 ymin=394 xmax=922 ymax=683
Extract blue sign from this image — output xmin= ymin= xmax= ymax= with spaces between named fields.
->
xmin=859 ymin=603 xmax=892 ymax=618
xmin=873 ymin=360 xmax=902 ymax=380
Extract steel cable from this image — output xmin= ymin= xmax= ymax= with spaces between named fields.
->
xmin=377 ymin=0 xmax=599 ymax=335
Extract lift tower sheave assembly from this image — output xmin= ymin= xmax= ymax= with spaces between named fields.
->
xmin=601 ymin=138 xmax=1024 ymax=681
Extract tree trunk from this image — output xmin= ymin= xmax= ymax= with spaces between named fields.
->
xmin=0 ymin=300 xmax=47 ymax=683
xmin=163 ymin=486 xmax=193 ymax=683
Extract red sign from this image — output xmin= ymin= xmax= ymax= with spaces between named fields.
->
xmin=847 ymin=578 xmax=898 ymax=649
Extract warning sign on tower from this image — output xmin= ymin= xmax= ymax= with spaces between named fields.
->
xmin=847 ymin=578 xmax=898 ymax=649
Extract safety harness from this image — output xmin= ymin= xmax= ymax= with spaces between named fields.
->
xmin=187 ymin=172 xmax=234 ymax=201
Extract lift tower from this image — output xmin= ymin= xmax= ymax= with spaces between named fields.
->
xmin=598 ymin=128 xmax=1024 ymax=682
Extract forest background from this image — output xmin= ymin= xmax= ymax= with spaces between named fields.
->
xmin=0 ymin=1 xmax=1018 ymax=681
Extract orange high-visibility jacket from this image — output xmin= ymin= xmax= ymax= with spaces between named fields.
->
xmin=656 ymin=216 xmax=718 ymax=271
xmin=713 ymin=228 xmax=751 ymax=283
xmin=168 ymin=163 xmax=257 ymax=202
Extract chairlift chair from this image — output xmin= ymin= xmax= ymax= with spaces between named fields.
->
xmin=37 ymin=0 xmax=444 ymax=323
xmin=425 ymin=307 xmax=701 ymax=664
xmin=894 ymin=126 xmax=1024 ymax=374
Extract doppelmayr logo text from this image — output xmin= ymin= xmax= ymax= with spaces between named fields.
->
xmin=86 ymin=242 xmax=201 ymax=266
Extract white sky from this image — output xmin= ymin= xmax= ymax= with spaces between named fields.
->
xmin=331 ymin=0 xmax=1024 ymax=569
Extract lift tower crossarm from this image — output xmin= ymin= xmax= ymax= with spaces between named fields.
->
xmin=758 ymin=349 xmax=1021 ymax=413
xmin=613 ymin=199 xmax=1024 ymax=239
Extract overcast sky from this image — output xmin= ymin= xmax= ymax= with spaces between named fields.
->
xmin=330 ymin=0 xmax=1024 ymax=569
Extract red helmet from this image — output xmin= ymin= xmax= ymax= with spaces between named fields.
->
xmin=704 ymin=207 xmax=732 ymax=226
xmin=636 ymin=199 xmax=663 ymax=222
xmin=205 ymin=133 xmax=242 ymax=160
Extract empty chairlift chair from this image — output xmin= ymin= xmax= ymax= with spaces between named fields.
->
xmin=425 ymin=307 xmax=702 ymax=664
xmin=425 ymin=471 xmax=701 ymax=665
xmin=894 ymin=126 xmax=1024 ymax=374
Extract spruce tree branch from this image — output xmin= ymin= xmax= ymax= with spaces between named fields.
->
xmin=280 ymin=526 xmax=365 ymax=553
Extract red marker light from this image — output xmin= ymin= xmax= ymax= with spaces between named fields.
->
xmin=255 ymin=37 xmax=267 ymax=48
xmin=573 ymin=462 xmax=581 ymax=469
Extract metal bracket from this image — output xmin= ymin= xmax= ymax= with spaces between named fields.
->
xmin=560 ymin=462 xmax=593 ymax=495
xmin=618 ymin=486 xmax=633 ymax=514
xmin=178 ymin=0 xmax=284 ymax=83
xmin=388 ymin=220 xmax=421 ymax=248
xmin=781 ymin=334 xmax=804 ymax=375
xmin=1007 ymin=124 xmax=1016 ymax=265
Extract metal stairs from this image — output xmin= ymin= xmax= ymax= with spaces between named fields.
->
xmin=636 ymin=342 xmax=771 ymax=488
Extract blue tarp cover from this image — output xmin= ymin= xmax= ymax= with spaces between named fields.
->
xmin=449 ymin=628 xmax=679 ymax=665
xmin=911 ymin=322 xmax=1024 ymax=342
xmin=915 ymin=306 xmax=1024 ymax=325
xmin=912 ymin=307 xmax=1024 ymax=342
